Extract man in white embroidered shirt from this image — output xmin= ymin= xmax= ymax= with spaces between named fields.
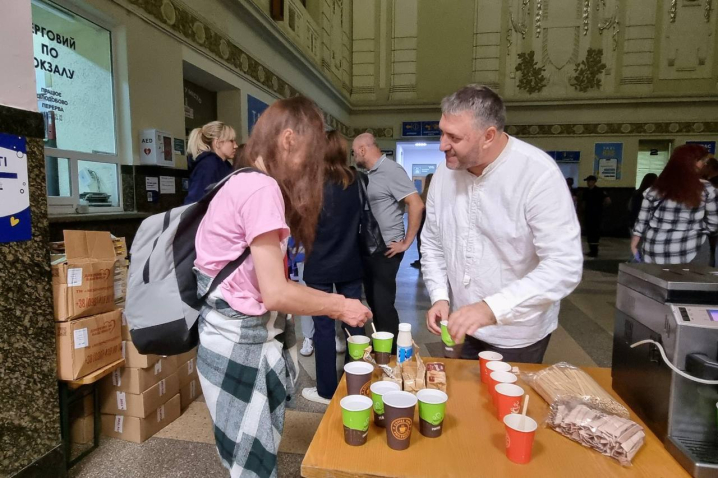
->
xmin=422 ymin=85 xmax=583 ymax=363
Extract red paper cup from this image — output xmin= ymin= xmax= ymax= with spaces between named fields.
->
xmin=503 ymin=414 xmax=538 ymax=464
xmin=489 ymin=371 xmax=517 ymax=405
xmin=495 ymin=383 xmax=525 ymax=421
xmin=478 ymin=352 xmax=503 ymax=384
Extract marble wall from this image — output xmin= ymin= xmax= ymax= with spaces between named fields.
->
xmin=0 ymin=104 xmax=63 ymax=476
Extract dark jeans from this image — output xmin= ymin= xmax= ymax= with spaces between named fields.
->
xmin=585 ymin=217 xmax=601 ymax=256
xmin=459 ymin=333 xmax=552 ymax=364
xmin=415 ymin=210 xmax=427 ymax=262
xmin=361 ymin=252 xmax=404 ymax=353
xmin=306 ymin=279 xmax=365 ymax=399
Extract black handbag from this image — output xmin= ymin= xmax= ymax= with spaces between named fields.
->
xmin=357 ymin=172 xmax=387 ymax=257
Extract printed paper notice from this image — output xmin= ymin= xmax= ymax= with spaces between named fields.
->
xmin=116 ymin=391 xmax=127 ymax=410
xmin=159 ymin=379 xmax=166 ymax=396
xmin=112 ymin=369 xmax=121 ymax=386
xmin=157 ymin=405 xmax=165 ymax=422
xmin=67 ymin=268 xmax=83 ymax=287
xmin=188 ymin=359 xmax=194 ymax=374
xmin=160 ymin=176 xmax=176 ymax=194
xmin=154 ymin=360 xmax=162 ymax=375
xmin=73 ymin=328 xmax=89 ymax=349
xmin=114 ymin=415 xmax=124 ymax=433
xmin=121 ymin=341 xmax=126 ymax=360
xmin=146 ymin=177 xmax=159 ymax=192
xmin=190 ymin=380 xmax=196 ymax=399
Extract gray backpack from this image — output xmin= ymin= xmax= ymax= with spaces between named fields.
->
xmin=124 ymin=168 xmax=258 ymax=355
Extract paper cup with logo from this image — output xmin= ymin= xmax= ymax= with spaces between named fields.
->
xmin=489 ymin=371 xmax=517 ymax=405
xmin=503 ymin=413 xmax=538 ymax=464
xmin=370 ymin=381 xmax=401 ymax=427
xmin=440 ymin=321 xmax=464 ymax=358
xmin=479 ymin=351 xmax=503 ymax=384
xmin=344 ymin=361 xmax=374 ymax=397
xmin=371 ymin=331 xmax=394 ymax=365
xmin=340 ymin=395 xmax=373 ymax=446
xmin=382 ymin=391 xmax=418 ymax=450
xmin=495 ymin=383 xmax=524 ymax=421
xmin=485 ymin=361 xmax=512 ymax=398
xmin=347 ymin=335 xmax=371 ymax=361
xmin=417 ymin=389 xmax=448 ymax=438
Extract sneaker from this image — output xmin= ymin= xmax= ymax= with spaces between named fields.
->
xmin=299 ymin=337 xmax=314 ymax=357
xmin=335 ymin=335 xmax=346 ymax=354
xmin=302 ymin=387 xmax=330 ymax=405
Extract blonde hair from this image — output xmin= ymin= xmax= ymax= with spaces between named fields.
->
xmin=187 ymin=121 xmax=236 ymax=157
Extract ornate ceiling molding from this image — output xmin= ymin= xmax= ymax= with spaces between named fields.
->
xmin=506 ymin=121 xmax=718 ymax=137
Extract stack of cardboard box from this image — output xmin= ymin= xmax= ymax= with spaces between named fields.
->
xmin=112 ymin=237 xmax=128 ymax=306
xmin=70 ymin=394 xmax=95 ymax=445
xmin=175 ymin=347 xmax=202 ymax=411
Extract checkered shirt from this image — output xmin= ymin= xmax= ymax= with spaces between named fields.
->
xmin=632 ymin=181 xmax=718 ymax=264
xmin=194 ymin=269 xmax=298 ymax=478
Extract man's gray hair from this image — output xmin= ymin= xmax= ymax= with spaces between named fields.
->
xmin=441 ymin=84 xmax=506 ymax=132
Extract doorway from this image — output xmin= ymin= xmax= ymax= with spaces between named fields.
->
xmin=636 ymin=140 xmax=672 ymax=188
xmin=396 ymin=141 xmax=442 ymax=194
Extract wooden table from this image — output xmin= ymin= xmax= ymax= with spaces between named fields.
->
xmin=301 ymin=359 xmax=689 ymax=478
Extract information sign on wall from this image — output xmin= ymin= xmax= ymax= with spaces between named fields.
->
xmin=686 ymin=141 xmax=716 ymax=154
xmin=546 ymin=151 xmax=581 ymax=162
xmin=594 ymin=143 xmax=623 ymax=181
xmin=0 ymin=134 xmax=32 ymax=244
xmin=402 ymin=122 xmax=422 ymax=137
xmin=248 ymin=95 xmax=269 ymax=135
xmin=402 ymin=121 xmax=441 ymax=138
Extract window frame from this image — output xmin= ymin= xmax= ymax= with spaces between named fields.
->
xmin=35 ymin=0 xmax=124 ymax=215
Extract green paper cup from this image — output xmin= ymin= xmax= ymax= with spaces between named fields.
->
xmin=347 ymin=335 xmax=371 ymax=361
xmin=417 ymin=389 xmax=448 ymax=438
xmin=370 ymin=381 xmax=401 ymax=427
xmin=340 ymin=395 xmax=373 ymax=446
xmin=372 ymin=332 xmax=394 ymax=365
xmin=440 ymin=320 xmax=464 ymax=347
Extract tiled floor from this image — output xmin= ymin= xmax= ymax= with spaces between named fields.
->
xmin=70 ymin=237 xmax=629 ymax=478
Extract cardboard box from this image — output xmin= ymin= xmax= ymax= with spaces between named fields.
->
xmin=174 ymin=347 xmax=198 ymax=368
xmin=101 ymin=372 xmax=179 ymax=418
xmin=70 ymin=394 xmax=94 ymax=420
xmin=52 ymin=231 xmax=117 ymax=322
xmin=70 ymin=415 xmax=94 ymax=444
xmin=120 ymin=309 xmax=131 ymax=341
xmin=102 ymin=394 xmax=180 ymax=443
xmin=177 ymin=357 xmax=199 ymax=389
xmin=122 ymin=340 xmax=161 ymax=369
xmin=103 ymin=357 xmax=177 ymax=394
xmin=56 ymin=310 xmax=123 ymax=380
xmin=180 ymin=378 xmax=202 ymax=411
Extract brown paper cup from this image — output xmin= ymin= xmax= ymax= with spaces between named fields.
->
xmin=344 ymin=361 xmax=374 ymax=397
xmin=382 ymin=391 xmax=418 ymax=451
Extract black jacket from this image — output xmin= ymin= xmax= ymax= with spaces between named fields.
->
xmin=184 ymin=151 xmax=233 ymax=204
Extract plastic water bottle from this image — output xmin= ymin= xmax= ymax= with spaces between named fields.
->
xmin=397 ymin=323 xmax=413 ymax=363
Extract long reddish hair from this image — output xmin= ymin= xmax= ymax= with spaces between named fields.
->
xmin=324 ymin=130 xmax=355 ymax=189
xmin=653 ymin=144 xmax=708 ymax=208
xmin=237 ymin=96 xmax=325 ymax=253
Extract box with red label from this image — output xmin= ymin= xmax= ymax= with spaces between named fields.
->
xmin=101 ymin=372 xmax=179 ymax=418
xmin=51 ymin=231 xmax=117 ymax=321
xmin=56 ymin=309 xmax=123 ymax=380
xmin=101 ymin=394 xmax=180 ymax=443
xmin=103 ymin=357 xmax=177 ymax=394
xmin=180 ymin=378 xmax=202 ymax=411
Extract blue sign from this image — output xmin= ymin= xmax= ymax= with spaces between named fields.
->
xmin=594 ymin=142 xmax=623 ymax=180
xmin=0 ymin=133 xmax=31 ymax=244
xmin=421 ymin=121 xmax=440 ymax=136
xmin=412 ymin=164 xmax=437 ymax=176
xmin=686 ymin=140 xmax=716 ymax=154
xmin=248 ymin=95 xmax=270 ymax=135
xmin=402 ymin=122 xmax=422 ymax=137
xmin=547 ymin=150 xmax=581 ymax=162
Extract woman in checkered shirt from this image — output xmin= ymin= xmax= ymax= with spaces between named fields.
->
xmin=631 ymin=144 xmax=718 ymax=264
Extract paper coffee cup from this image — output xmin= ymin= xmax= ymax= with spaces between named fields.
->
xmin=479 ymin=351 xmax=503 ymax=384
xmin=371 ymin=332 xmax=394 ymax=365
xmin=495 ymin=383 xmax=524 ymax=421
xmin=340 ymin=395 xmax=373 ymax=446
xmin=489 ymin=371 xmax=517 ymax=405
xmin=417 ymin=389 xmax=448 ymax=438
xmin=503 ymin=413 xmax=538 ymax=464
xmin=370 ymin=381 xmax=401 ymax=427
xmin=382 ymin=391 xmax=417 ymax=451
xmin=439 ymin=320 xmax=465 ymax=347
xmin=347 ymin=335 xmax=371 ymax=361
xmin=344 ymin=361 xmax=374 ymax=397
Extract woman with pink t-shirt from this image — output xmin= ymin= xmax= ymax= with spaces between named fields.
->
xmin=193 ymin=97 xmax=371 ymax=478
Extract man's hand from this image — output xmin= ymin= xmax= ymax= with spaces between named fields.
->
xmin=385 ymin=240 xmax=410 ymax=258
xmin=426 ymin=300 xmax=449 ymax=335
xmin=336 ymin=298 xmax=372 ymax=328
xmin=447 ymin=301 xmax=496 ymax=342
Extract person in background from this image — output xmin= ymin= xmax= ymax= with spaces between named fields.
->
xmin=184 ymin=121 xmax=238 ymax=205
xmin=193 ymin=97 xmax=371 ymax=477
xmin=411 ymin=173 xmax=434 ymax=269
xmin=628 ymin=173 xmax=658 ymax=231
xmin=566 ymin=177 xmax=578 ymax=209
xmin=702 ymin=156 xmax=718 ymax=188
xmin=352 ymin=133 xmax=425 ymax=348
xmin=301 ymin=130 xmax=366 ymax=404
xmin=581 ymin=175 xmax=611 ymax=258
xmin=631 ymin=144 xmax=717 ymax=264
xmin=422 ymin=85 xmax=582 ymax=364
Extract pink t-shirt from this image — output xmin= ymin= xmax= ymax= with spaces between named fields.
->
xmin=194 ymin=172 xmax=289 ymax=316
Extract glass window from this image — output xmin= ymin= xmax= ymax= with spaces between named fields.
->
xmin=32 ymin=0 xmax=122 ymax=213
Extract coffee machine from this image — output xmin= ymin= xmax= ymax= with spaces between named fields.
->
xmin=612 ymin=263 xmax=718 ymax=477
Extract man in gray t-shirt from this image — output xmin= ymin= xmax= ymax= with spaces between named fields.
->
xmin=352 ymin=133 xmax=424 ymax=347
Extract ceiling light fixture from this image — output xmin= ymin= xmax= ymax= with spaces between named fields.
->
xmin=415 ymin=142 xmax=427 ymax=147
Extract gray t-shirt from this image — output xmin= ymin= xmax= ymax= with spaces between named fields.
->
xmin=366 ymin=155 xmax=418 ymax=244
